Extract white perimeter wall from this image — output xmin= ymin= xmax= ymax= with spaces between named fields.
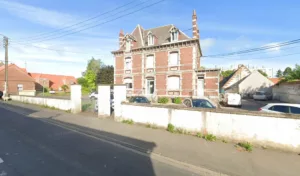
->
xmin=118 ymin=104 xmax=300 ymax=152
xmin=273 ymin=83 xmax=300 ymax=104
xmin=10 ymin=95 xmax=72 ymax=111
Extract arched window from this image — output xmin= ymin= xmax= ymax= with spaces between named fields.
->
xmin=170 ymin=27 xmax=179 ymax=42
xmin=148 ymin=33 xmax=154 ymax=45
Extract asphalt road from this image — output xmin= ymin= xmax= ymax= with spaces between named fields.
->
xmin=0 ymin=106 xmax=198 ymax=176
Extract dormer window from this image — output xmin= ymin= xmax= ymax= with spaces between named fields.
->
xmin=147 ymin=32 xmax=154 ymax=46
xmin=170 ymin=27 xmax=179 ymax=42
xmin=126 ymin=40 xmax=131 ymax=51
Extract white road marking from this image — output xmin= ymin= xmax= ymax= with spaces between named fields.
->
xmin=0 ymin=158 xmax=3 ymax=164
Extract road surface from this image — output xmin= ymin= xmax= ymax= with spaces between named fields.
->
xmin=0 ymin=105 xmax=198 ymax=176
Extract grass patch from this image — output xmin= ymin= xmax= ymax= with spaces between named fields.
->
xmin=222 ymin=139 xmax=228 ymax=143
xmin=41 ymin=104 xmax=58 ymax=110
xmin=122 ymin=119 xmax=134 ymax=125
xmin=175 ymin=128 xmax=186 ymax=134
xmin=167 ymin=123 xmax=175 ymax=133
xmin=158 ymin=97 xmax=169 ymax=104
xmin=196 ymin=132 xmax=202 ymax=138
xmin=146 ymin=123 xmax=158 ymax=129
xmin=237 ymin=142 xmax=253 ymax=152
xmin=82 ymin=103 xmax=92 ymax=112
xmin=203 ymin=134 xmax=217 ymax=141
xmin=173 ymin=97 xmax=182 ymax=104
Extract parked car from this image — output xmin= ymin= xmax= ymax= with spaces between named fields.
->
xmin=183 ymin=98 xmax=216 ymax=109
xmin=89 ymin=91 xmax=98 ymax=100
xmin=220 ymin=93 xmax=242 ymax=107
xmin=0 ymin=91 xmax=3 ymax=99
xmin=253 ymin=91 xmax=272 ymax=100
xmin=129 ymin=96 xmax=150 ymax=104
xmin=259 ymin=103 xmax=300 ymax=114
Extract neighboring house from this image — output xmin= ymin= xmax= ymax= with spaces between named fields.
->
xmin=273 ymin=80 xmax=300 ymax=103
xmin=112 ymin=10 xmax=220 ymax=100
xmin=28 ymin=73 xmax=77 ymax=91
xmin=0 ymin=64 xmax=35 ymax=94
xmin=269 ymin=78 xmax=281 ymax=84
xmin=221 ymin=65 xmax=274 ymax=97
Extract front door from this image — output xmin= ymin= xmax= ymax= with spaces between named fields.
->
xmin=147 ymin=79 xmax=155 ymax=95
xmin=197 ymin=77 xmax=204 ymax=97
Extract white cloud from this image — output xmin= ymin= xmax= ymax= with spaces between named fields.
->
xmin=0 ymin=0 xmax=79 ymax=28
xmin=200 ymin=38 xmax=216 ymax=52
xmin=263 ymin=42 xmax=281 ymax=54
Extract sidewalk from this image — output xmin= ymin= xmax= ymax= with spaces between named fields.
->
xmin=1 ymin=101 xmax=300 ymax=176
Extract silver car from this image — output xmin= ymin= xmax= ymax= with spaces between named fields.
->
xmin=253 ymin=91 xmax=272 ymax=100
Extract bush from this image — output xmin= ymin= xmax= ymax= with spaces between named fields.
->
xmin=167 ymin=123 xmax=175 ymax=133
xmin=158 ymin=97 xmax=169 ymax=104
xmin=204 ymin=134 xmax=217 ymax=141
xmin=196 ymin=132 xmax=202 ymax=138
xmin=173 ymin=97 xmax=182 ymax=104
xmin=122 ymin=119 xmax=134 ymax=125
xmin=43 ymin=87 xmax=49 ymax=93
xmin=237 ymin=142 xmax=253 ymax=152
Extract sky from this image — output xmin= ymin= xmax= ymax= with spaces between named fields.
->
xmin=0 ymin=0 xmax=300 ymax=77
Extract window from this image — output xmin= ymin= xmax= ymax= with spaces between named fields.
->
xmin=124 ymin=78 xmax=132 ymax=89
xmin=167 ymin=76 xmax=180 ymax=90
xmin=146 ymin=55 xmax=154 ymax=68
xmin=171 ymin=31 xmax=178 ymax=42
xmin=169 ymin=52 xmax=179 ymax=66
xmin=125 ymin=57 xmax=132 ymax=70
xmin=270 ymin=105 xmax=289 ymax=113
xmin=17 ymin=84 xmax=23 ymax=91
xmin=148 ymin=35 xmax=154 ymax=45
xmin=126 ymin=40 xmax=131 ymax=51
xmin=290 ymin=107 xmax=300 ymax=114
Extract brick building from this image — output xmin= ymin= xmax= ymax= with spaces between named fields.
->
xmin=112 ymin=10 xmax=220 ymax=100
xmin=0 ymin=64 xmax=35 ymax=94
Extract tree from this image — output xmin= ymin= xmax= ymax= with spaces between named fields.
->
xmin=221 ymin=70 xmax=235 ymax=78
xmin=61 ymin=85 xmax=69 ymax=92
xmin=284 ymin=64 xmax=300 ymax=81
xmin=97 ymin=65 xmax=114 ymax=84
xmin=276 ymin=69 xmax=283 ymax=78
xmin=283 ymin=67 xmax=292 ymax=76
xmin=258 ymin=70 xmax=268 ymax=77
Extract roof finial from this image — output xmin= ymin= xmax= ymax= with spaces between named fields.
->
xmin=119 ymin=29 xmax=124 ymax=35
xmin=193 ymin=9 xmax=197 ymax=16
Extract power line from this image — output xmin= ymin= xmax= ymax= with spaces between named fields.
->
xmin=13 ymin=0 xmax=137 ymax=41
xmin=17 ymin=0 xmax=165 ymax=44
xmin=203 ymin=38 xmax=300 ymax=58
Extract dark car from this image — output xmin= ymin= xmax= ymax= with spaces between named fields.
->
xmin=183 ymin=98 xmax=216 ymax=109
xmin=0 ymin=91 xmax=3 ymax=99
xmin=129 ymin=96 xmax=150 ymax=104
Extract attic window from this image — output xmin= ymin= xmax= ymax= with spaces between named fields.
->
xmin=126 ymin=40 xmax=131 ymax=51
xmin=147 ymin=32 xmax=154 ymax=46
xmin=170 ymin=27 xmax=179 ymax=42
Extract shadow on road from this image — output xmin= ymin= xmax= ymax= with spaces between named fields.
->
xmin=0 ymin=105 xmax=165 ymax=176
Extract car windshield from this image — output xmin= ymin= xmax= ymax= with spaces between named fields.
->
xmin=255 ymin=92 xmax=265 ymax=95
xmin=131 ymin=97 xmax=149 ymax=103
xmin=192 ymin=99 xmax=215 ymax=108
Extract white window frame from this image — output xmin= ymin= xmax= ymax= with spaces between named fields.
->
xmin=17 ymin=84 xmax=23 ymax=91
xmin=167 ymin=76 xmax=180 ymax=90
xmin=124 ymin=78 xmax=133 ymax=89
xmin=148 ymin=34 xmax=154 ymax=46
xmin=171 ymin=31 xmax=178 ymax=42
xmin=146 ymin=55 xmax=154 ymax=68
xmin=125 ymin=57 xmax=132 ymax=70
xmin=125 ymin=40 xmax=131 ymax=51
xmin=169 ymin=51 xmax=179 ymax=66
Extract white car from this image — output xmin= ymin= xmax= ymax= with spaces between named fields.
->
xmin=259 ymin=103 xmax=300 ymax=114
xmin=89 ymin=92 xmax=98 ymax=99
xmin=221 ymin=93 xmax=242 ymax=107
xmin=253 ymin=91 xmax=272 ymax=100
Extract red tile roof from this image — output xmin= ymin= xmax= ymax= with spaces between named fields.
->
xmin=28 ymin=73 xmax=77 ymax=90
xmin=0 ymin=64 xmax=27 ymax=73
xmin=269 ymin=78 xmax=281 ymax=84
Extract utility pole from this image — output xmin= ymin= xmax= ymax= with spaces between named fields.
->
xmin=3 ymin=36 xmax=9 ymax=97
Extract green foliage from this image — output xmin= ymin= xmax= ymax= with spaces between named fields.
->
xmin=85 ymin=69 xmax=97 ymax=91
xmin=276 ymin=69 xmax=283 ymax=78
xmin=221 ymin=70 xmax=235 ymax=78
xmin=258 ymin=70 xmax=268 ymax=77
xmin=167 ymin=123 xmax=175 ymax=133
xmin=158 ymin=97 xmax=169 ymax=104
xmin=78 ymin=58 xmax=102 ymax=92
xmin=196 ymin=132 xmax=202 ymax=138
xmin=283 ymin=67 xmax=292 ymax=76
xmin=204 ymin=134 xmax=217 ymax=141
xmin=146 ymin=123 xmax=158 ymax=129
xmin=237 ymin=142 xmax=253 ymax=152
xmin=82 ymin=103 xmax=92 ymax=112
xmin=222 ymin=139 xmax=228 ymax=143
xmin=122 ymin=119 xmax=134 ymax=125
xmin=43 ymin=87 xmax=49 ymax=93
xmin=97 ymin=65 xmax=114 ymax=84
xmin=61 ymin=84 xmax=69 ymax=92
xmin=284 ymin=64 xmax=300 ymax=81
xmin=173 ymin=97 xmax=182 ymax=104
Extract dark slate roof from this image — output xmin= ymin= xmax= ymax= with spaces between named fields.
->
xmin=130 ymin=24 xmax=191 ymax=48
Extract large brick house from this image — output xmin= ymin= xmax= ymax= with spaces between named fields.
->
xmin=0 ymin=64 xmax=35 ymax=94
xmin=112 ymin=10 xmax=220 ymax=100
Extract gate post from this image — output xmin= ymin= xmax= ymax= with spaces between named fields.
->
xmin=114 ymin=84 xmax=126 ymax=119
xmin=71 ymin=85 xmax=82 ymax=113
xmin=98 ymin=85 xmax=111 ymax=117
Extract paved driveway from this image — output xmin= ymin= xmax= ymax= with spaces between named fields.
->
xmin=221 ymin=99 xmax=282 ymax=111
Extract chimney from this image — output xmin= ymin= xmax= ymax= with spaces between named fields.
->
xmin=119 ymin=29 xmax=124 ymax=48
xmin=192 ymin=10 xmax=199 ymax=39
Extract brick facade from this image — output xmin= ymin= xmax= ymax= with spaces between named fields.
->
xmin=112 ymin=10 xmax=220 ymax=100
